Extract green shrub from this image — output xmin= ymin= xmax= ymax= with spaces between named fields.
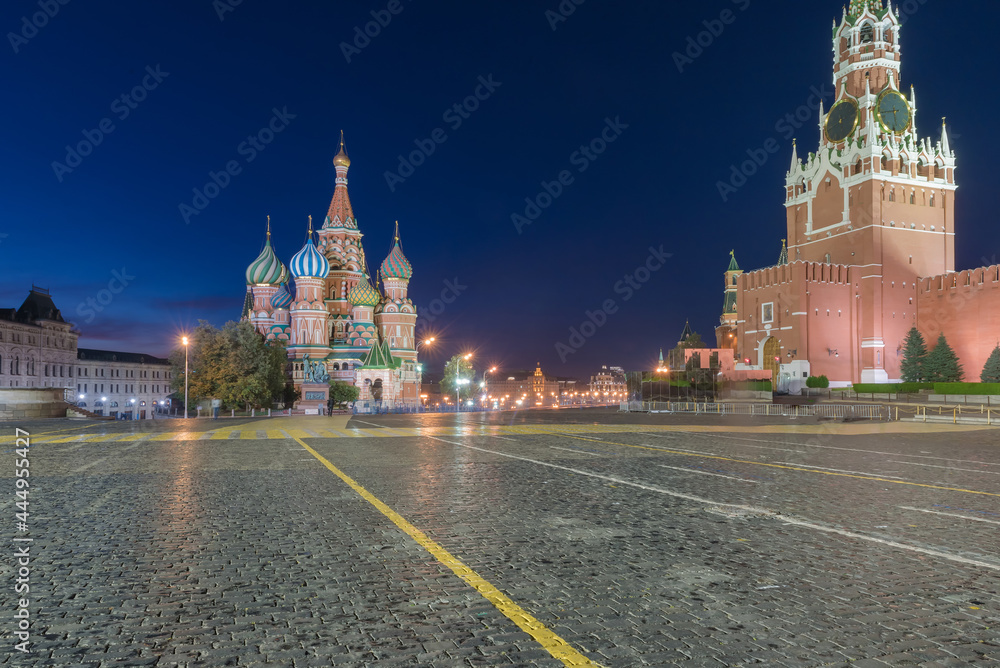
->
xmin=853 ymin=383 xmax=933 ymax=394
xmin=934 ymin=383 xmax=1000 ymax=396
xmin=806 ymin=375 xmax=830 ymax=388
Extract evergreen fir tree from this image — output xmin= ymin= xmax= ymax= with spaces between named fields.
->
xmin=899 ymin=327 xmax=928 ymax=383
xmin=981 ymin=345 xmax=1000 ymax=383
xmin=923 ymin=333 xmax=964 ymax=383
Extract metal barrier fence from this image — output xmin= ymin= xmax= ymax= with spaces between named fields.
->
xmin=619 ymin=401 xmax=888 ymax=420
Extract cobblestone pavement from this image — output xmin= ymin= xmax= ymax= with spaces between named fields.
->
xmin=1 ymin=410 xmax=999 ymax=666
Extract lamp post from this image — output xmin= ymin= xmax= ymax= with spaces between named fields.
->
xmin=482 ymin=366 xmax=496 ymax=410
xmin=456 ymin=378 xmax=469 ymax=412
xmin=182 ymin=336 xmax=189 ymax=420
xmin=131 ymin=398 xmax=138 ymax=421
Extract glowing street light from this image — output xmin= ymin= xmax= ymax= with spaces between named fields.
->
xmin=182 ymin=335 xmax=190 ymax=420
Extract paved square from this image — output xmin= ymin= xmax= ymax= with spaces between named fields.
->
xmin=2 ymin=409 xmax=999 ymax=666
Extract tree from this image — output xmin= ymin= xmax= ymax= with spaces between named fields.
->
xmin=923 ymin=333 xmax=964 ymax=383
xmin=329 ymin=381 xmax=360 ymax=409
xmin=170 ymin=320 xmax=290 ymax=409
xmin=981 ymin=345 xmax=1000 ymax=383
xmin=899 ymin=327 xmax=928 ymax=383
xmin=441 ymin=355 xmax=475 ymax=404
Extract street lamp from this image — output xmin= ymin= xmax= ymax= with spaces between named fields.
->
xmin=482 ymin=366 xmax=497 ymax=409
xmin=182 ymin=335 xmax=190 ymax=420
xmin=131 ymin=398 xmax=137 ymax=421
xmin=456 ymin=378 xmax=469 ymax=412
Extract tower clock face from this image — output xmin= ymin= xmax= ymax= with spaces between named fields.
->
xmin=877 ymin=90 xmax=911 ymax=133
xmin=825 ymin=98 xmax=859 ymax=143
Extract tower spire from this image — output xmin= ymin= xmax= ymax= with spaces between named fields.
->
xmin=266 ymin=214 xmax=271 ymax=240
xmin=789 ymin=139 xmax=799 ymax=175
xmin=941 ymin=117 xmax=951 ymax=156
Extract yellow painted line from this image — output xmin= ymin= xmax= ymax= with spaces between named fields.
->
xmin=292 ymin=435 xmax=602 ymax=667
xmin=208 ymin=430 xmax=231 ymax=440
xmin=266 ymin=429 xmax=286 ymax=439
xmin=548 ymin=432 xmax=1000 ymax=499
xmin=288 ymin=429 xmax=311 ymax=439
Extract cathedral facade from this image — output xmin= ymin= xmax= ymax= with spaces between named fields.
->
xmin=723 ymin=0 xmax=999 ymax=387
xmin=243 ymin=136 xmax=420 ymax=409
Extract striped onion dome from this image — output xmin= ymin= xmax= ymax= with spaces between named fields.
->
xmin=245 ymin=238 xmax=286 ymax=286
xmin=379 ymin=235 xmax=412 ymax=281
xmin=348 ymin=275 xmax=381 ymax=308
xmin=290 ymin=237 xmax=330 ymax=279
xmin=271 ymin=283 xmax=293 ymax=310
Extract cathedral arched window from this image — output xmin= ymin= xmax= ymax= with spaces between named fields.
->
xmin=910 ymin=192 xmax=915 ymax=204
xmin=929 ymin=194 xmax=935 ymax=207
xmin=888 ymin=189 xmax=895 ymax=202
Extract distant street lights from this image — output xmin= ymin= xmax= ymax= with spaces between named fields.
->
xmin=182 ymin=335 xmax=190 ymax=419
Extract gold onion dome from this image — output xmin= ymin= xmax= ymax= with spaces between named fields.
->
xmin=333 ymin=130 xmax=351 ymax=169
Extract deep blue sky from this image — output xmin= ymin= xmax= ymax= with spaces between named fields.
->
xmin=3 ymin=0 xmax=998 ymax=379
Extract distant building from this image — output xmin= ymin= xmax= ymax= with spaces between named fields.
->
xmin=1 ymin=287 xmax=173 ymax=418
xmin=488 ymin=365 xmax=561 ymax=408
xmin=0 ymin=287 xmax=78 ymax=389
xmin=589 ymin=365 xmax=626 ymax=402
xmin=75 ymin=349 xmax=172 ymax=419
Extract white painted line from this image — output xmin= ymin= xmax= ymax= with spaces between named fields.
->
xmin=890 ymin=461 xmax=1000 ymax=476
xmin=774 ymin=462 xmax=909 ymax=480
xmin=491 ymin=435 xmax=518 ymax=442
xmin=650 ymin=446 xmax=719 ymax=457
xmin=550 ymin=446 xmax=602 ymax=457
xmin=354 ymin=420 xmax=383 ymax=428
xmin=658 ymin=465 xmax=759 ymax=483
xmin=684 ymin=431 xmax=1000 ymax=468
xmin=898 ymin=506 xmax=1000 ymax=526
xmin=425 ymin=436 xmax=1000 ymax=574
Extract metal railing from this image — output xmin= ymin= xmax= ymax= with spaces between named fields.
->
xmin=620 ymin=401 xmax=888 ymax=420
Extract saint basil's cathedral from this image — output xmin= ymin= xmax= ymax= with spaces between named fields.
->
xmin=242 ymin=135 xmax=420 ymax=409
xmin=717 ymin=0 xmax=1000 ymax=389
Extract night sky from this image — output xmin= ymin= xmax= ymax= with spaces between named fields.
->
xmin=3 ymin=0 xmax=998 ymax=379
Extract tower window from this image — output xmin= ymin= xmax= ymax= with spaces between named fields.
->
xmin=930 ymin=194 xmax=935 ymax=207
xmin=860 ymin=24 xmax=873 ymax=44
xmin=889 ymin=189 xmax=895 ymax=202
xmin=910 ymin=193 xmax=915 ymax=204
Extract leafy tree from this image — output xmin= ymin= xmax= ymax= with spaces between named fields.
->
xmin=329 ymin=381 xmax=360 ymax=409
xmin=923 ymin=333 xmax=964 ymax=383
xmin=170 ymin=320 xmax=289 ymax=409
xmin=441 ymin=355 xmax=475 ymax=403
xmin=900 ymin=327 xmax=928 ymax=383
xmin=981 ymin=345 xmax=1000 ymax=383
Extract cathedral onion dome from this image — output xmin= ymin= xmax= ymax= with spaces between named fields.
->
xmin=348 ymin=275 xmax=381 ymax=308
xmin=333 ymin=131 xmax=351 ymax=169
xmin=379 ymin=223 xmax=412 ymax=281
xmin=271 ymin=283 xmax=293 ymax=310
xmin=245 ymin=238 xmax=286 ymax=286
xmin=290 ymin=237 xmax=330 ymax=279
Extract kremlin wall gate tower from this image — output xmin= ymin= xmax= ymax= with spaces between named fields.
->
xmin=719 ymin=0 xmax=1000 ymax=389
